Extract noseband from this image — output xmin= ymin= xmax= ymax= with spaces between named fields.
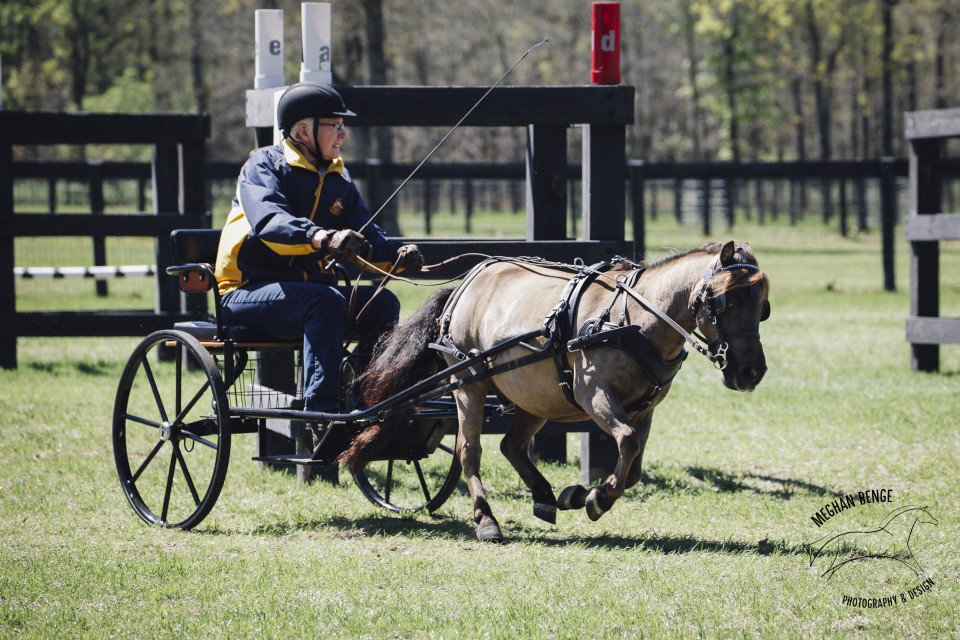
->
xmin=689 ymin=259 xmax=762 ymax=370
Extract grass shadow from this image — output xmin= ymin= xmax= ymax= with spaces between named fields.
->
xmin=224 ymin=512 xmax=479 ymax=540
xmin=219 ymin=512 xmax=807 ymax=558
xmin=526 ymin=530 xmax=805 ymax=557
xmin=27 ymin=359 xmax=115 ymax=376
xmin=638 ymin=464 xmax=843 ymax=500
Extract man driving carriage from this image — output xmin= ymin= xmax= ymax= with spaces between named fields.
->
xmin=214 ymin=82 xmax=423 ymax=414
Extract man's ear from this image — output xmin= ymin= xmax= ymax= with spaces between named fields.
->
xmin=291 ymin=122 xmax=305 ymax=144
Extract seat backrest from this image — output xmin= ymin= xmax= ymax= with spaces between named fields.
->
xmin=170 ymin=228 xmax=222 ymax=265
xmin=169 ymin=229 xmax=222 ymax=294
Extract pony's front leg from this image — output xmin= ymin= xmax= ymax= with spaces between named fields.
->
xmin=499 ymin=410 xmax=555 ymax=524
xmin=582 ymin=412 xmax=653 ymax=520
xmin=569 ymin=389 xmax=652 ymax=521
xmin=453 ymin=384 xmax=503 ymax=542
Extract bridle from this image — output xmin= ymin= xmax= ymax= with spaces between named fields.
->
xmin=687 ymin=257 xmax=764 ymax=370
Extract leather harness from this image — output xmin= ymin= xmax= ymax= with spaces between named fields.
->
xmin=431 ymin=258 xmax=688 ymax=414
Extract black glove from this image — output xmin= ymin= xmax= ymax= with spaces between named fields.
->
xmin=396 ymin=244 xmax=424 ymax=272
xmin=319 ymin=229 xmax=370 ymax=259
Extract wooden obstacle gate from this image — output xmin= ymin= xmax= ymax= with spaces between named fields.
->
xmin=904 ymin=107 xmax=960 ymax=371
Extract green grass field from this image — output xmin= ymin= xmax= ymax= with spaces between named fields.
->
xmin=2 ymin=216 xmax=959 ymax=638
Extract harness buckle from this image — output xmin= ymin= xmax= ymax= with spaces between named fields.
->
xmin=713 ymin=342 xmax=729 ymax=370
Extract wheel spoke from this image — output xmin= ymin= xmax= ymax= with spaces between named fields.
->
xmin=172 ymin=379 xmax=212 ymax=427
xmin=180 ymin=429 xmax=219 ymax=450
xmin=161 ymin=447 xmax=177 ymax=522
xmin=140 ymin=353 xmax=169 ymax=423
xmin=175 ymin=343 xmax=183 ymax=416
xmin=173 ymin=442 xmax=202 ymax=507
xmin=122 ymin=412 xmax=163 ymax=430
xmin=384 ymin=459 xmax=394 ymax=503
xmin=131 ymin=438 xmax=166 ymax=482
xmin=413 ymin=460 xmax=432 ymax=503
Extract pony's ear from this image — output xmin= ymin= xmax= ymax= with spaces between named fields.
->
xmin=719 ymin=240 xmax=737 ymax=266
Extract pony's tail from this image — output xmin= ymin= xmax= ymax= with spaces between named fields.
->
xmin=338 ymin=287 xmax=455 ymax=473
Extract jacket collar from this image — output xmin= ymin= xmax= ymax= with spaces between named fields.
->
xmin=282 ymin=138 xmax=347 ymax=177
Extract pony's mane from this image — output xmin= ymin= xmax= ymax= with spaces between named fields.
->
xmin=644 ymin=242 xmax=768 ymax=297
xmin=642 ymin=243 xmax=718 ymax=271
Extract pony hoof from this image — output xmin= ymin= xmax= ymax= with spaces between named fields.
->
xmin=533 ymin=502 xmax=557 ymax=524
xmin=476 ymin=518 xmax=504 ymax=543
xmin=585 ymin=489 xmax=607 ymax=521
xmin=557 ymin=485 xmax=588 ymax=511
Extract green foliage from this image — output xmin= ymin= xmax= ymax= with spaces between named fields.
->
xmin=3 ymin=1 xmax=958 ymax=162
xmin=83 ymin=69 xmax=155 ymax=114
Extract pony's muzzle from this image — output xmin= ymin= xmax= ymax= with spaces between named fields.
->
xmin=734 ymin=362 xmax=767 ymax=391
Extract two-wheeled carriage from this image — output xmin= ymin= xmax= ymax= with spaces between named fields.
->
xmin=111 ymin=229 xmax=503 ymax=529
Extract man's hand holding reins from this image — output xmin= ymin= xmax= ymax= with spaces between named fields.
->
xmin=396 ymin=244 xmax=424 ymax=272
xmin=315 ymin=228 xmax=370 ymax=259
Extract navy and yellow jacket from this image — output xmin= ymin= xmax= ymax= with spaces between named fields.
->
xmin=215 ymin=139 xmax=402 ymax=296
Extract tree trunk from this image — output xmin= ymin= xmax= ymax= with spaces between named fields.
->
xmin=683 ymin=0 xmax=704 ymax=160
xmin=189 ymin=2 xmax=208 ymax=114
xmin=68 ymin=3 xmax=91 ymax=111
xmin=881 ymin=0 xmax=898 ymax=156
xmin=359 ymin=0 xmax=400 ymax=236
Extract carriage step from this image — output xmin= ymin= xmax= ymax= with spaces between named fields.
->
xmin=251 ymin=454 xmax=334 ymax=466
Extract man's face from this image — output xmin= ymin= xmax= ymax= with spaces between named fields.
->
xmin=301 ymin=118 xmax=346 ymax=162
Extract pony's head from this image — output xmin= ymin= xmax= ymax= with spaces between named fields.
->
xmin=690 ymin=240 xmax=771 ymax=391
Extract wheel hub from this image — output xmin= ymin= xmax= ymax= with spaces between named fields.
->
xmin=159 ymin=421 xmax=173 ymax=441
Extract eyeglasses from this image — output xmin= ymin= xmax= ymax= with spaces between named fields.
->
xmin=315 ymin=121 xmax=346 ymax=132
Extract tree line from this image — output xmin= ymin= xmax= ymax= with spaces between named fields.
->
xmin=1 ymin=0 xmax=956 ymax=164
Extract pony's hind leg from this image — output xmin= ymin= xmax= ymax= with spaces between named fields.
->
xmin=453 ymin=383 xmax=504 ymax=542
xmin=499 ymin=411 xmax=556 ymax=524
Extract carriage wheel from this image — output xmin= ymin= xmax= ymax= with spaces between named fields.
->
xmin=113 ymin=330 xmax=231 ymax=530
xmin=352 ymin=429 xmax=461 ymax=513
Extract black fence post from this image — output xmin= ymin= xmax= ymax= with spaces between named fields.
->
xmin=89 ymin=161 xmax=108 ymax=297
xmin=701 ymin=178 xmax=712 ymax=236
xmin=579 ymin=121 xmax=628 ymax=483
xmin=47 ymin=177 xmax=57 ymax=214
xmin=629 ymin=160 xmax=646 ymax=262
xmin=674 ymin=178 xmax=683 ymax=223
xmin=725 ymin=178 xmax=736 ymax=228
xmin=464 ymin=179 xmax=474 ymax=235
xmin=839 ymin=178 xmax=849 ymax=237
xmin=0 ymin=142 xmax=15 ymax=369
xmin=856 ymin=177 xmax=869 ymax=232
xmin=153 ymin=144 xmax=181 ymax=323
xmin=422 ymin=178 xmax=433 ymax=236
xmin=526 ymin=123 xmax=569 ymax=463
xmin=907 ymin=142 xmax=941 ymax=371
xmin=880 ymin=157 xmax=897 ymax=292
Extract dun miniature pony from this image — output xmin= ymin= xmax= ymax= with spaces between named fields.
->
xmin=341 ymin=240 xmax=771 ymax=541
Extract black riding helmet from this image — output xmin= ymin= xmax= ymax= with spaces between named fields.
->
xmin=277 ymin=82 xmax=356 ymax=161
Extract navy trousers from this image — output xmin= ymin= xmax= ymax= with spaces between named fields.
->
xmin=222 ymin=281 xmax=400 ymax=411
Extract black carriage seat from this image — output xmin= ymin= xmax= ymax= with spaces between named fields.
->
xmin=167 ymin=228 xmax=299 ymax=346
